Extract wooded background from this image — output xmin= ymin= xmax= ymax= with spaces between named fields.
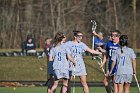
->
xmin=0 ymin=0 xmax=140 ymax=49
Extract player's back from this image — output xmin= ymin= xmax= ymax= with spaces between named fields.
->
xmin=51 ymin=44 xmax=69 ymax=70
xmin=114 ymin=47 xmax=136 ymax=75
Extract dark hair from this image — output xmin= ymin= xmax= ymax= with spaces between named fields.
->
xmin=119 ymin=35 xmax=128 ymax=53
xmin=110 ymin=30 xmax=121 ymax=36
xmin=54 ymin=32 xmax=65 ymax=45
xmin=73 ymin=30 xmax=82 ymax=37
xmin=26 ymin=34 xmax=32 ymax=41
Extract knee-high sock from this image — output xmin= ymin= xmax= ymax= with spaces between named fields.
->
xmin=105 ymin=81 xmax=111 ymax=93
xmin=67 ymin=79 xmax=71 ymax=93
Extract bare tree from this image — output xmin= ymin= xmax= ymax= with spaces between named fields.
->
xmin=0 ymin=0 xmax=139 ymax=49
xmin=112 ymin=0 xmax=119 ymax=29
xmin=132 ymin=0 xmax=137 ymax=49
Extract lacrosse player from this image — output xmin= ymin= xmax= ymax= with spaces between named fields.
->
xmin=44 ymin=37 xmax=55 ymax=93
xmin=109 ymin=35 xmax=136 ymax=93
xmin=100 ymin=30 xmax=121 ymax=93
xmin=50 ymin=32 xmax=76 ymax=93
xmin=47 ymin=59 xmax=55 ymax=93
xmin=93 ymin=31 xmax=105 ymax=48
xmin=66 ymin=30 xmax=102 ymax=93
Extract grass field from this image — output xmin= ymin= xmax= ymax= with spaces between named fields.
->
xmin=0 ymin=56 xmax=139 ymax=82
xmin=0 ymin=86 xmax=139 ymax=93
xmin=0 ymin=55 xmax=140 ymax=93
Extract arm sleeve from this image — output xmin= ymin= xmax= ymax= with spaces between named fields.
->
xmin=66 ymin=47 xmax=71 ymax=55
xmin=81 ymin=42 xmax=88 ymax=51
xmin=130 ymin=49 xmax=136 ymax=59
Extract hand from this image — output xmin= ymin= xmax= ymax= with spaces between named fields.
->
xmin=97 ymin=47 xmax=106 ymax=53
xmin=96 ymin=51 xmax=102 ymax=55
xmin=97 ymin=47 xmax=102 ymax=51
xmin=104 ymin=71 xmax=109 ymax=77
xmin=108 ymin=71 xmax=112 ymax=76
xmin=133 ymin=72 xmax=136 ymax=75
xmin=73 ymin=62 xmax=76 ymax=67
xmin=92 ymin=31 xmax=97 ymax=35
xmin=100 ymin=63 xmax=104 ymax=68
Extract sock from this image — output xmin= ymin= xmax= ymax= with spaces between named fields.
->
xmin=105 ymin=85 xmax=111 ymax=93
xmin=67 ymin=80 xmax=71 ymax=93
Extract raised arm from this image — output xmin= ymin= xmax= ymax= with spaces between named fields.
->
xmin=93 ymin=31 xmax=103 ymax=40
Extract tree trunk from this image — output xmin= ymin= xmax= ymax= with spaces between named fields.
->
xmin=112 ymin=0 xmax=119 ymax=29
xmin=13 ymin=3 xmax=19 ymax=49
xmin=49 ymin=0 xmax=55 ymax=37
xmin=132 ymin=0 xmax=137 ymax=49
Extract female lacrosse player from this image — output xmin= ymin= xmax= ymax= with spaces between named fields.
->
xmin=66 ymin=30 xmax=102 ymax=93
xmin=50 ymin=32 xmax=76 ymax=93
xmin=109 ymin=35 xmax=136 ymax=93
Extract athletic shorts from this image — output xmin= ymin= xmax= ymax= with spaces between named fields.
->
xmin=48 ymin=61 xmax=54 ymax=75
xmin=115 ymin=74 xmax=133 ymax=84
xmin=54 ymin=69 xmax=69 ymax=80
xmin=72 ymin=68 xmax=87 ymax=76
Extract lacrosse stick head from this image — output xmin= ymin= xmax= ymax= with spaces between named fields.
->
xmin=91 ymin=20 xmax=97 ymax=32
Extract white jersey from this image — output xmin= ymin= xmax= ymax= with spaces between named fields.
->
xmin=66 ymin=41 xmax=88 ymax=76
xmin=50 ymin=44 xmax=71 ymax=72
xmin=111 ymin=47 xmax=136 ymax=75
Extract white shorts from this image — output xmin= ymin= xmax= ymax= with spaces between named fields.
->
xmin=72 ymin=68 xmax=87 ymax=76
xmin=54 ymin=69 xmax=69 ymax=80
xmin=115 ymin=74 xmax=133 ymax=84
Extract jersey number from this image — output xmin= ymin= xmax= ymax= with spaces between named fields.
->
xmin=121 ymin=56 xmax=125 ymax=66
xmin=58 ymin=52 xmax=62 ymax=61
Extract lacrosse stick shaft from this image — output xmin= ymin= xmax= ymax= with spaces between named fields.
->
xmin=96 ymin=56 xmax=106 ymax=76
xmin=73 ymin=67 xmax=76 ymax=93
xmin=101 ymin=67 xmax=106 ymax=75
xmin=98 ymin=62 xmax=106 ymax=76
xmin=92 ymin=36 xmax=94 ymax=50
xmin=91 ymin=20 xmax=97 ymax=60
xmin=91 ymin=20 xmax=97 ymax=50
xmin=134 ymin=74 xmax=140 ymax=92
xmin=100 ymin=59 xmax=106 ymax=76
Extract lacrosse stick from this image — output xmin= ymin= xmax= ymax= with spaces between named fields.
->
xmin=91 ymin=20 xmax=97 ymax=50
xmin=72 ymin=67 xmax=76 ymax=93
xmin=93 ymin=56 xmax=106 ymax=76
xmin=72 ymin=54 xmax=78 ymax=93
xmin=134 ymin=74 xmax=140 ymax=92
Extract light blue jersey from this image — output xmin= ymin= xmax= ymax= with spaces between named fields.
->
xmin=111 ymin=47 xmax=136 ymax=75
xmin=50 ymin=44 xmax=71 ymax=79
xmin=66 ymin=41 xmax=88 ymax=76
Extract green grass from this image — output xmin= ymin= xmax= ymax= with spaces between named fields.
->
xmin=0 ymin=56 xmax=140 ymax=82
xmin=0 ymin=56 xmax=48 ymax=81
xmin=0 ymin=87 xmax=139 ymax=93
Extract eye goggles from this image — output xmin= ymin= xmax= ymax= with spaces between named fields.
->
xmin=76 ymin=34 xmax=83 ymax=38
xmin=111 ymin=34 xmax=120 ymax=37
